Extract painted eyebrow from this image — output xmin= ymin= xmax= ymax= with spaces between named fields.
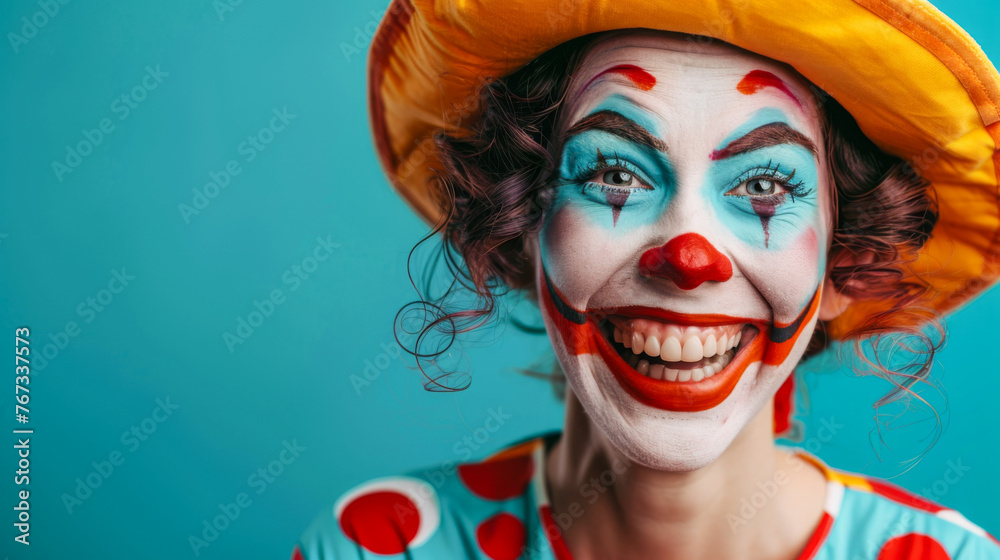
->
xmin=738 ymin=70 xmax=803 ymax=109
xmin=710 ymin=122 xmax=817 ymax=160
xmin=564 ymin=110 xmax=668 ymax=153
xmin=578 ymin=64 xmax=657 ymax=96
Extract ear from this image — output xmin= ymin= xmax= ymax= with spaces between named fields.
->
xmin=817 ymin=249 xmax=876 ymax=322
xmin=818 ymin=276 xmax=853 ymax=321
xmin=522 ymin=231 xmax=540 ymax=264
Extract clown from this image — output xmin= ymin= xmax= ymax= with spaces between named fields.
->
xmin=294 ymin=1 xmax=1000 ymax=558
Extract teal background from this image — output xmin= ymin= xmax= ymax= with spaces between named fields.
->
xmin=0 ymin=0 xmax=997 ymax=557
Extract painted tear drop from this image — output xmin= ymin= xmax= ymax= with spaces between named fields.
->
xmin=749 ymin=197 xmax=781 ymax=248
xmin=605 ymin=190 xmax=630 ymax=226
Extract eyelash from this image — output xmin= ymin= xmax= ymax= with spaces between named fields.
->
xmin=568 ymin=152 xmax=651 ymax=195
xmin=726 ymin=159 xmax=813 ymax=200
xmin=566 ymin=153 xmax=813 ymax=202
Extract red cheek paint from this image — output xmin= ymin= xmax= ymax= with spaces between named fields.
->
xmin=582 ymin=64 xmax=657 ymax=93
xmin=801 ymin=227 xmax=819 ymax=264
xmin=737 ymin=70 xmax=802 ymax=109
xmin=638 ymin=232 xmax=733 ymax=289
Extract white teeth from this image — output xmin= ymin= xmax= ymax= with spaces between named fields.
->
xmin=613 ymin=322 xmax=748 ymax=362
xmin=681 ymin=337 xmax=704 ymax=362
xmin=644 ymin=335 xmax=660 ymax=358
xmin=703 ymin=335 xmax=717 ymax=357
xmin=632 ymin=332 xmax=645 ymax=355
xmin=612 ymin=320 xmax=748 ymax=383
xmin=628 ymin=348 xmax=736 ymax=382
xmin=660 ymin=337 xmax=683 ymax=362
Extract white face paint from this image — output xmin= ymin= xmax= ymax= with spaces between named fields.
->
xmin=533 ymin=30 xmax=836 ymax=471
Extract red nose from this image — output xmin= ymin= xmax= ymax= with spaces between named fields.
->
xmin=638 ymin=232 xmax=733 ymax=290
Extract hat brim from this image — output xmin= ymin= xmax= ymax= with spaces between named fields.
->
xmin=367 ymin=0 xmax=1000 ymax=338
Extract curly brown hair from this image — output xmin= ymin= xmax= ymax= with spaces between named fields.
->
xmin=398 ymin=31 xmax=942 ymax=431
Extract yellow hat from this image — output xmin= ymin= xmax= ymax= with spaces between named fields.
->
xmin=367 ymin=0 xmax=1000 ymax=338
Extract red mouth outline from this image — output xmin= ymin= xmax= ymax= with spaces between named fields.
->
xmin=539 ymin=269 xmax=820 ymax=413
xmin=589 ymin=307 xmax=769 ymax=412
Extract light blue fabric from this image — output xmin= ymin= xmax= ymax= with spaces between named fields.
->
xmin=295 ymin=433 xmax=999 ymax=559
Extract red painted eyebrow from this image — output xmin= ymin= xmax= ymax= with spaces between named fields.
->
xmin=580 ymin=64 xmax=657 ymax=95
xmin=737 ymin=70 xmax=802 ymax=109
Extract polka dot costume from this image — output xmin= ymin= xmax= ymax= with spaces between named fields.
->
xmin=293 ymin=432 xmax=1000 ymax=559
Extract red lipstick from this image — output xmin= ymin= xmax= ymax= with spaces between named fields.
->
xmin=539 ymin=270 xmax=821 ymax=412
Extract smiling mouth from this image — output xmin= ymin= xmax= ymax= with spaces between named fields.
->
xmin=600 ymin=316 xmax=760 ymax=383
xmin=577 ymin=305 xmax=768 ymax=411
xmin=538 ymin=269 xmax=775 ymax=411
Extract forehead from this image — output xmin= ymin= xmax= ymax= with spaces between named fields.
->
xmin=563 ymin=31 xmax=822 ymax=135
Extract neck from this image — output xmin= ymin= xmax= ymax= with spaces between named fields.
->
xmin=545 ymin=390 xmax=826 ymax=560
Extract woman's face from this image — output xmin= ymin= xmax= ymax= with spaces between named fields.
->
xmin=533 ymin=31 xmax=835 ymax=470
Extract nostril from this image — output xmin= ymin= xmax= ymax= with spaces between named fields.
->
xmin=639 ymin=232 xmax=733 ymax=290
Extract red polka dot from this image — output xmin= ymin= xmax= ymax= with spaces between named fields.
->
xmin=290 ymin=545 xmax=304 ymax=560
xmin=877 ymin=533 xmax=950 ymax=560
xmin=867 ymin=480 xmax=945 ymax=514
xmin=338 ymin=491 xmax=421 ymax=554
xmin=459 ymin=455 xmax=534 ymax=501
xmin=476 ymin=512 xmax=526 ymax=560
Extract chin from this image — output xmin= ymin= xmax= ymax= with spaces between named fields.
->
xmin=563 ymin=350 xmax=784 ymax=471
